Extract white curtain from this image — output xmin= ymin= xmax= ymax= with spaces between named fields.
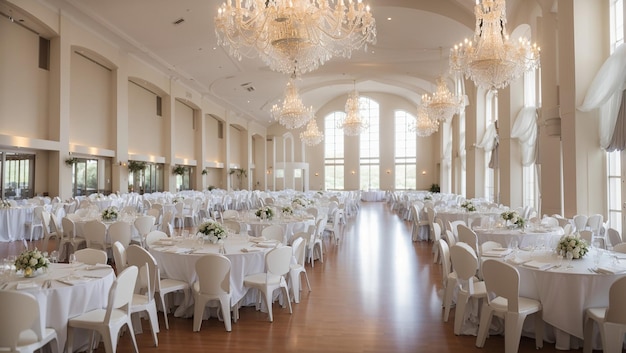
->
xmin=511 ymin=106 xmax=538 ymax=166
xmin=578 ymin=43 xmax=626 ymax=149
xmin=476 ymin=122 xmax=499 ymax=169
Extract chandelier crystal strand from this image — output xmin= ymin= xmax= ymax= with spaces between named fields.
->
xmin=215 ymin=0 xmax=377 ymax=76
xmin=410 ymin=104 xmax=439 ymax=137
xmin=449 ymin=0 xmax=540 ymax=91
xmin=300 ymin=118 xmax=324 ymax=146
xmin=271 ymin=78 xmax=314 ymax=130
xmin=427 ymin=76 xmax=464 ymax=123
xmin=339 ymin=87 xmax=368 ymax=136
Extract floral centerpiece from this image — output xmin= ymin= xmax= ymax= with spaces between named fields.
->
xmin=172 ymin=196 xmax=184 ymax=204
xmin=556 ymin=234 xmax=589 ymax=259
xmin=15 ymin=248 xmax=49 ymax=277
xmin=281 ymin=206 xmax=293 ymax=216
xmin=101 ymin=207 xmax=119 ymax=221
xmin=424 ymin=195 xmax=432 ymax=201
xmin=460 ymin=201 xmax=476 ymax=212
xmin=0 ymin=199 xmax=11 ymax=209
xmin=501 ymin=210 xmax=525 ymax=228
xmin=255 ymin=206 xmax=274 ymax=220
xmin=197 ymin=220 xmax=227 ymax=244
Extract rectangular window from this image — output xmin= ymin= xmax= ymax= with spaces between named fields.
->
xmin=359 ymin=97 xmax=380 ymax=189
xmin=607 ymin=151 xmax=622 ymax=231
xmin=38 ymin=37 xmax=50 ymax=70
xmin=394 ymin=111 xmax=417 ymax=190
xmin=156 ymin=96 xmax=162 ymax=117
xmin=325 ymin=112 xmax=345 ymax=190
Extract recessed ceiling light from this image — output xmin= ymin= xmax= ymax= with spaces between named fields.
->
xmin=387 ymin=17 xmax=392 ymax=21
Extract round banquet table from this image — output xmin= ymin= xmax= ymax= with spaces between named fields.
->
xmin=0 ymin=206 xmax=37 ymax=242
xmin=473 ymin=225 xmax=564 ymax=249
xmin=435 ymin=209 xmax=502 ymax=230
xmin=148 ymin=236 xmax=274 ymax=317
xmin=361 ymin=190 xmax=386 ymax=202
xmin=0 ymin=263 xmax=115 ymax=352
xmin=239 ymin=215 xmax=315 ymax=244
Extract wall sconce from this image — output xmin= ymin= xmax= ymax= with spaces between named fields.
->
xmin=118 ymin=161 xmax=127 ymax=167
xmin=351 ymin=170 xmax=356 ymax=175
xmin=386 ymin=169 xmax=391 ymax=175
xmin=314 ymin=172 xmax=319 ymax=176
xmin=421 ymin=170 xmax=427 ymax=175
xmin=267 ymin=168 xmax=272 ymax=175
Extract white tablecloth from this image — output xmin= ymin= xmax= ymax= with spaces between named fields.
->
xmin=1 ymin=263 xmax=115 ymax=352
xmin=149 ymin=237 xmax=270 ymax=316
xmin=0 ymin=206 xmax=37 ymax=242
xmin=361 ymin=190 xmax=385 ymax=202
xmin=474 ymin=226 xmax=563 ymax=249
xmin=241 ymin=217 xmax=315 ymax=244
xmin=436 ymin=210 xmax=501 ymax=230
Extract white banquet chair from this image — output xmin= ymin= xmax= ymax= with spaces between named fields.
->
xmin=59 ymin=217 xmax=86 ymax=261
xmin=83 ymin=220 xmax=109 ymax=252
xmin=243 ymin=246 xmax=293 ymax=322
xmin=261 ymin=224 xmax=285 ymax=244
xmin=109 ymin=221 xmax=132 ymax=249
xmin=66 ymin=266 xmax=139 ymax=353
xmin=289 ymin=237 xmax=311 ymax=303
xmin=583 ymin=276 xmax=626 ymax=353
xmin=607 ymin=227 xmax=622 ymax=248
xmin=126 ymin=246 xmax=160 ymax=347
xmin=0 ymin=291 xmax=59 ymax=353
xmin=612 ymin=243 xmax=626 ymax=253
xmin=193 ymin=254 xmax=233 ymax=332
xmin=573 ymin=214 xmax=589 ymax=233
xmin=112 ymin=241 xmax=127 ymax=274
xmin=450 ymin=243 xmax=487 ymax=335
xmin=25 ymin=206 xmax=44 ymax=242
xmin=74 ymin=248 xmax=108 ymax=265
xmin=439 ymin=239 xmax=457 ymax=323
xmin=133 ymin=215 xmax=155 ymax=247
xmin=476 ymin=259 xmax=543 ymax=353
xmin=41 ymin=210 xmax=59 ymax=252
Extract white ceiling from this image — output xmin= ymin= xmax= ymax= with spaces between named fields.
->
xmin=7 ymin=0 xmax=525 ymax=126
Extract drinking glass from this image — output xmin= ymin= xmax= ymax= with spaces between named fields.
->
xmin=566 ymin=251 xmax=574 ymax=269
xmin=557 ymin=250 xmax=564 ymax=267
xmin=69 ymin=253 xmax=77 ymax=266
xmin=50 ymin=250 xmax=58 ymax=264
xmin=7 ymin=255 xmax=16 ymax=274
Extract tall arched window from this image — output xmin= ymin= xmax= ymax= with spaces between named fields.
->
xmin=395 ymin=110 xmax=417 ymax=190
xmin=359 ymin=97 xmax=380 ymax=190
xmin=485 ymin=90 xmax=497 ymax=202
xmin=324 ymin=112 xmax=345 ymax=190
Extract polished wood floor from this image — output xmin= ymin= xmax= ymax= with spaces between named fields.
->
xmin=3 ymin=202 xmax=572 ymax=353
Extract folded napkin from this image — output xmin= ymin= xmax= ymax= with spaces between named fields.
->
xmin=255 ymin=241 xmax=279 ymax=248
xmin=507 ymin=257 xmax=528 ymax=265
xmin=596 ymin=265 xmax=626 ymax=274
xmin=84 ymin=264 xmax=111 ymax=271
xmin=241 ymin=248 xmax=262 ymax=253
xmin=523 ymin=260 xmax=554 ymax=270
xmin=56 ymin=277 xmax=91 ymax=286
xmin=174 ymin=248 xmax=194 ymax=254
xmin=249 ymin=237 xmax=267 ymax=243
xmin=16 ymin=281 xmax=38 ymax=290
xmin=482 ymin=248 xmax=513 ymax=257
xmin=193 ymin=248 xmax=215 ymax=254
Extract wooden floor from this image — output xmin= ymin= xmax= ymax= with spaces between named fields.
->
xmin=3 ymin=202 xmax=573 ymax=353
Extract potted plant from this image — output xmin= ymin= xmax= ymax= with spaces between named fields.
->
xmin=172 ymin=165 xmax=185 ymax=175
xmin=429 ymin=183 xmax=440 ymax=193
xmin=201 ymin=168 xmax=208 ymax=175
xmin=127 ymin=160 xmax=147 ymax=173
xmin=65 ymin=157 xmax=79 ymax=167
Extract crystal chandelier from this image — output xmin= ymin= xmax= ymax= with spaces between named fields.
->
xmin=215 ymin=0 xmax=377 ymax=76
xmin=422 ymin=76 xmax=463 ymax=123
xmin=299 ymin=118 xmax=324 ymax=146
xmin=449 ymin=0 xmax=540 ymax=91
xmin=338 ymin=85 xmax=368 ymax=136
xmin=271 ymin=78 xmax=314 ymax=130
xmin=410 ymin=104 xmax=439 ymax=137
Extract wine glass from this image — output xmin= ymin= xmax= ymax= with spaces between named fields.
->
xmin=50 ymin=250 xmax=58 ymax=264
xmin=566 ymin=251 xmax=574 ymax=269
xmin=69 ymin=253 xmax=77 ymax=267
xmin=557 ymin=250 xmax=564 ymax=267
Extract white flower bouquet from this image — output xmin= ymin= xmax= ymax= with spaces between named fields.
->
xmin=292 ymin=198 xmax=307 ymax=209
xmin=461 ymin=201 xmax=476 ymax=212
xmin=281 ymin=206 xmax=293 ymax=216
xmin=0 ymin=199 xmax=11 ymax=209
xmin=556 ymin=234 xmax=589 ymax=259
xmin=501 ymin=210 xmax=525 ymax=228
xmin=15 ymin=248 xmax=49 ymax=277
xmin=255 ymin=206 xmax=274 ymax=220
xmin=101 ymin=206 xmax=119 ymax=221
xmin=197 ymin=220 xmax=227 ymax=243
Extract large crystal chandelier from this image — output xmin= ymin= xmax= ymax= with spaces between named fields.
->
xmin=422 ymin=76 xmax=463 ymax=123
xmin=215 ymin=0 xmax=377 ymax=76
xmin=338 ymin=85 xmax=368 ymax=136
xmin=271 ymin=78 xmax=314 ymax=129
xmin=299 ymin=118 xmax=324 ymax=146
xmin=410 ymin=104 xmax=439 ymax=137
xmin=449 ymin=0 xmax=540 ymax=91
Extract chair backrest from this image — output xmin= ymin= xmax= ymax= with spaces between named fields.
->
xmin=161 ymin=211 xmax=174 ymax=236
xmin=457 ymin=224 xmax=479 ymax=255
xmin=431 ymin=222 xmax=442 ymax=242
xmin=265 ymin=246 xmax=293 ymax=277
xmin=61 ymin=217 xmax=76 ymax=239
xmin=450 ymin=242 xmax=479 ymax=282
xmin=612 ymin=243 xmax=626 ymax=253
xmin=222 ymin=210 xmax=239 ymax=220
xmin=262 ymin=225 xmax=284 ymax=243
xmin=222 ymin=220 xmax=241 ymax=233
xmin=606 ymin=276 xmax=626 ymax=324
xmin=481 ymin=259 xmax=521 ymax=312
xmin=134 ymin=216 xmax=156 ymax=236
xmin=74 ymin=248 xmax=108 ymax=265
xmin=109 ymin=221 xmax=132 ymax=248
xmin=146 ymin=208 xmax=160 ymax=224
xmin=481 ymin=240 xmax=503 ymax=254
xmin=125 ymin=245 xmax=158 ymax=296
xmin=84 ymin=220 xmax=107 ymax=249
xmin=438 ymin=238 xmax=452 ymax=283
xmin=586 ymin=214 xmax=603 ymax=232
xmin=195 ymin=254 xmax=231 ymax=296
xmin=291 ymin=237 xmax=306 ymax=266
xmin=579 ymin=230 xmax=593 ymax=245
xmin=607 ymin=227 xmax=622 ymax=247
xmin=112 ymin=241 xmax=127 ymax=273
xmin=305 ymin=207 xmax=318 ymax=219
xmin=573 ymin=214 xmax=588 ymax=232
xmin=145 ymin=230 xmax=168 ymax=248
xmin=32 ymin=206 xmax=44 ymax=225
xmin=562 ymin=223 xmax=573 ymax=236
xmin=0 ymin=291 xmax=43 ymax=349
xmin=449 ymin=220 xmax=466 ymax=237
xmin=106 ymin=266 xmax=138 ymax=323
xmin=41 ymin=210 xmax=53 ymax=235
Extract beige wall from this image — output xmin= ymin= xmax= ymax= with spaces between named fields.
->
xmin=128 ymin=82 xmax=164 ymax=156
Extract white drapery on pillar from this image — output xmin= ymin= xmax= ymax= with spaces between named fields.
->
xmin=511 ymin=106 xmax=538 ymax=166
xmin=579 ymin=44 xmax=626 ymax=150
xmin=476 ymin=122 xmax=499 ymax=169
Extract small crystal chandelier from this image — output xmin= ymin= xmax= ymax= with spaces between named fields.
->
xmin=422 ymin=76 xmax=463 ymax=123
xmin=271 ymin=77 xmax=314 ymax=130
xmin=299 ymin=118 xmax=324 ymax=146
xmin=410 ymin=104 xmax=439 ymax=137
xmin=215 ymin=0 xmax=377 ymax=76
xmin=449 ymin=0 xmax=540 ymax=91
xmin=338 ymin=84 xmax=368 ymax=136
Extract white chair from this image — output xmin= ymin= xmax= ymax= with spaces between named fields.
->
xmin=586 ymin=214 xmax=604 ymax=235
xmin=442 ymin=229 xmax=456 ymax=247
xmin=450 ymin=242 xmax=488 ymax=335
xmin=222 ymin=210 xmax=239 ymax=220
xmin=411 ymin=204 xmax=429 ymax=242
xmin=74 ymin=248 xmax=108 ymax=265
xmin=579 ymin=230 xmax=593 ymax=245
xmin=448 ymin=220 xmax=466 ymax=239
xmin=112 ymin=241 xmax=127 ymax=274
xmin=109 ymin=221 xmax=132 ymax=249
xmin=160 ymin=211 xmax=174 ymax=237
xmin=324 ymin=208 xmax=343 ymax=245
xmin=66 ymin=266 xmax=139 ymax=353
xmin=126 ymin=246 xmax=160 ymax=347
xmin=133 ymin=215 xmax=156 ymax=247
xmin=457 ymin=224 xmax=479 ymax=258
xmin=439 ymin=239 xmax=456 ymax=323
xmin=145 ymin=230 xmax=168 ymax=248
xmin=59 ymin=217 xmax=86 ymax=261
xmin=476 ymin=259 xmax=543 ymax=353
xmin=173 ymin=202 xmax=186 ymax=229
xmin=612 ymin=243 xmax=626 ymax=253
xmin=583 ymin=276 xmax=626 ymax=353
xmin=222 ymin=220 xmax=242 ymax=234
xmin=156 ymin=267 xmax=190 ymax=330
xmin=193 ymin=254 xmax=233 ymax=332
xmin=0 ymin=291 xmax=59 ymax=353
xmin=289 ymin=237 xmax=311 ymax=303
xmin=243 ymin=246 xmax=293 ymax=322
xmin=41 ymin=210 xmax=59 ymax=252
xmin=431 ymin=222 xmax=442 ymax=264
xmin=573 ymin=214 xmax=589 ymax=233
xmin=83 ymin=220 xmax=109 ymax=252
xmin=480 ymin=240 xmax=503 ymax=255
xmin=25 ymin=206 xmax=44 ymax=242
xmin=607 ymin=227 xmax=622 ymax=248
xmin=261 ymin=224 xmax=285 ymax=244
